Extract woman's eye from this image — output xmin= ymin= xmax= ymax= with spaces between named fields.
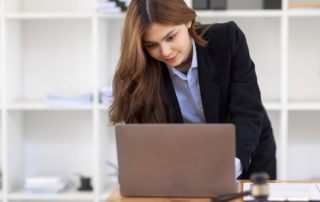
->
xmin=167 ymin=34 xmax=176 ymax=42
xmin=146 ymin=44 xmax=156 ymax=49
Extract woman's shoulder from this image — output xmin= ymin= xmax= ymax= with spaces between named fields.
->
xmin=201 ymin=21 xmax=239 ymax=36
xmin=199 ymin=21 xmax=246 ymax=49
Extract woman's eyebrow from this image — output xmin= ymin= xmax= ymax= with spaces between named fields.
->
xmin=143 ymin=29 xmax=176 ymax=44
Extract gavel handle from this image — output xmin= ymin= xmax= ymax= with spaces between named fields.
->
xmin=211 ymin=191 xmax=251 ymax=202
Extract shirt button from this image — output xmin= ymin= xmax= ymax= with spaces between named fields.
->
xmin=200 ymin=108 xmax=204 ymax=112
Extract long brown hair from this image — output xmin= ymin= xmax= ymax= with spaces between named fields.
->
xmin=109 ymin=0 xmax=209 ymax=123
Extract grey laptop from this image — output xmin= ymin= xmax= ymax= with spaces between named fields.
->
xmin=115 ymin=124 xmax=236 ymax=197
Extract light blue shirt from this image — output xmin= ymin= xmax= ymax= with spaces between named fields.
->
xmin=166 ymin=40 xmax=205 ymax=123
xmin=167 ymin=40 xmax=243 ymax=178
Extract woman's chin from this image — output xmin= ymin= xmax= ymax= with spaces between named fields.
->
xmin=165 ymin=59 xmax=182 ymax=67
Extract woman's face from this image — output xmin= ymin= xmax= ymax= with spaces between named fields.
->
xmin=142 ymin=22 xmax=192 ymax=68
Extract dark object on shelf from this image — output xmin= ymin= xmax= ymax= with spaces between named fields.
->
xmin=109 ymin=0 xmax=127 ymax=12
xmin=78 ymin=176 xmax=93 ymax=191
xmin=193 ymin=0 xmax=209 ymax=10
xmin=264 ymin=0 xmax=282 ymax=9
xmin=209 ymin=0 xmax=227 ymax=10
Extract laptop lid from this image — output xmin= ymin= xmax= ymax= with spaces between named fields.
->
xmin=115 ymin=124 xmax=236 ymax=197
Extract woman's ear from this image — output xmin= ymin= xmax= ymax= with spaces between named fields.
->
xmin=186 ymin=21 xmax=192 ymax=29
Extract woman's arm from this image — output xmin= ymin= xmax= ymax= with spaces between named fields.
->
xmin=227 ymin=21 xmax=265 ymax=173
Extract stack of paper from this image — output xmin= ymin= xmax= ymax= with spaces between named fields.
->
xmin=23 ymin=177 xmax=68 ymax=194
xmin=100 ymin=86 xmax=113 ymax=104
xmin=124 ymin=0 xmax=131 ymax=7
xmin=97 ymin=0 xmax=122 ymax=13
xmin=243 ymin=182 xmax=320 ymax=201
xmin=44 ymin=94 xmax=93 ymax=105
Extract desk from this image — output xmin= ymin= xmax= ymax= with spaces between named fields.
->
xmin=106 ymin=187 xmax=242 ymax=202
xmin=105 ymin=181 xmax=320 ymax=202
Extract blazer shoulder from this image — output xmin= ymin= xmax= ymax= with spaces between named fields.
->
xmin=204 ymin=21 xmax=239 ymax=38
xmin=204 ymin=21 xmax=246 ymax=53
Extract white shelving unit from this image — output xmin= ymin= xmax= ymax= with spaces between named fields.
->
xmin=0 ymin=0 xmax=320 ymax=201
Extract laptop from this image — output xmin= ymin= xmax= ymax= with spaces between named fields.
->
xmin=115 ymin=124 xmax=237 ymax=197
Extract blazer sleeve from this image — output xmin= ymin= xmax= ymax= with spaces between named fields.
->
xmin=227 ymin=22 xmax=265 ymax=172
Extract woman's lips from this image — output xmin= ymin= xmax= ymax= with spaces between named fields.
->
xmin=165 ymin=54 xmax=178 ymax=63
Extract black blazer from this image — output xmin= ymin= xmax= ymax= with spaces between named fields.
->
xmin=161 ymin=21 xmax=277 ymax=179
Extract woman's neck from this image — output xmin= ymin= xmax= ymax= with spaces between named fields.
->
xmin=175 ymin=40 xmax=193 ymax=74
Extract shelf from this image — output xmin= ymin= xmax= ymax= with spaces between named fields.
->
xmin=98 ymin=104 xmax=110 ymax=110
xmin=97 ymin=13 xmax=125 ymax=19
xmin=5 ymin=19 xmax=93 ymax=102
xmin=1 ymin=0 xmax=320 ymax=196
xmin=6 ymin=111 xmax=94 ymax=194
xmin=288 ymin=9 xmax=320 ymax=17
xmin=8 ymin=190 xmax=94 ymax=201
xmin=7 ymin=101 xmax=94 ymax=111
xmin=288 ymin=102 xmax=320 ymax=111
xmin=96 ymin=10 xmax=320 ymax=19
xmin=287 ymin=111 xmax=320 ymax=180
xmin=4 ymin=0 xmax=93 ymax=13
xmin=196 ymin=10 xmax=282 ymax=18
xmin=99 ymin=189 xmax=114 ymax=201
xmin=5 ymin=13 xmax=92 ymax=20
xmin=264 ymin=102 xmax=282 ymax=111
xmin=100 ymin=103 xmax=281 ymax=111
xmin=288 ymin=18 xmax=320 ymax=102
xmin=98 ymin=111 xmax=117 ymax=195
xmin=97 ymin=19 xmax=122 ymax=88
xmin=3 ymin=8 xmax=319 ymax=19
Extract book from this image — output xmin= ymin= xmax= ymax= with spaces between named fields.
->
xmin=289 ymin=3 xmax=320 ymax=8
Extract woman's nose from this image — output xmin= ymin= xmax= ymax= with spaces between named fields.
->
xmin=160 ymin=44 xmax=171 ymax=57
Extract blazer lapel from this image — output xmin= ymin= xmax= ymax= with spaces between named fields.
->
xmin=196 ymin=43 xmax=220 ymax=123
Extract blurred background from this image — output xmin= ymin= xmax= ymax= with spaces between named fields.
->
xmin=0 ymin=0 xmax=320 ymax=201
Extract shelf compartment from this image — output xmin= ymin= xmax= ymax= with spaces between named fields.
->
xmin=288 ymin=0 xmax=320 ymax=12
xmin=7 ymin=101 xmax=94 ymax=111
xmin=0 ymin=15 xmax=2 ymax=105
xmin=97 ymin=17 xmax=282 ymax=104
xmin=288 ymin=102 xmax=320 ymax=111
xmin=6 ymin=111 xmax=94 ymax=194
xmin=193 ymin=0 xmax=282 ymax=10
xmin=97 ymin=13 xmax=125 ymax=20
xmin=287 ymin=111 xmax=320 ymax=180
xmin=227 ymin=0 xmax=281 ymax=10
xmin=266 ymin=110 xmax=281 ymax=170
xmin=9 ymin=190 xmax=93 ymax=201
xmin=99 ymin=190 xmax=114 ymax=201
xmin=98 ymin=111 xmax=117 ymax=196
xmin=288 ymin=10 xmax=320 ymax=17
xmin=264 ymin=102 xmax=282 ymax=111
xmin=5 ymin=13 xmax=92 ymax=20
xmin=198 ymin=17 xmax=281 ymax=103
xmin=288 ymin=17 xmax=320 ymax=102
xmin=0 ymin=116 xmax=2 ymax=185
xmin=5 ymin=0 xmax=93 ymax=13
xmin=196 ymin=10 xmax=282 ymax=18
xmin=97 ymin=18 xmax=123 ymax=89
xmin=5 ymin=19 xmax=94 ymax=104
xmin=95 ymin=11 xmax=278 ymax=20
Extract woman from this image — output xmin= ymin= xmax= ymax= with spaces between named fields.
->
xmin=109 ymin=0 xmax=276 ymax=179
